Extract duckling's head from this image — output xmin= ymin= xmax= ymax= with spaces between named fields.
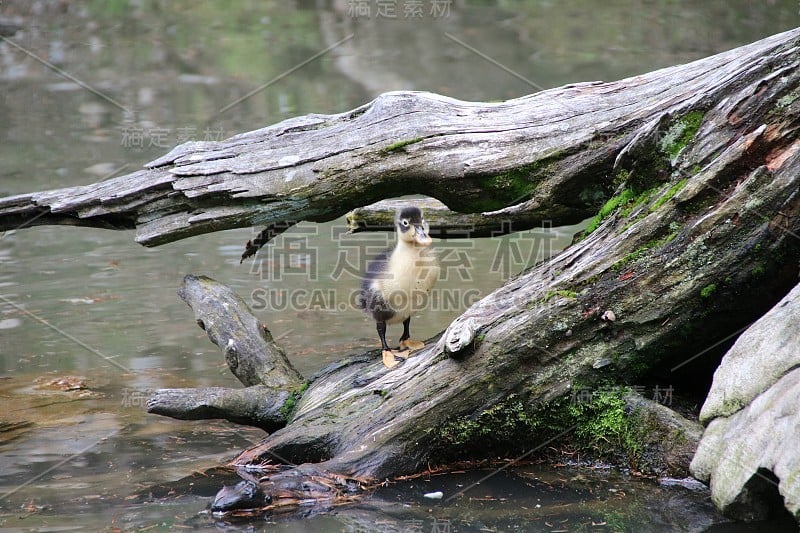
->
xmin=396 ymin=206 xmax=432 ymax=247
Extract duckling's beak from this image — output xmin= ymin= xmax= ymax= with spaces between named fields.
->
xmin=413 ymin=225 xmax=432 ymax=246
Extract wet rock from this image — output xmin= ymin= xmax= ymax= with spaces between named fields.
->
xmin=658 ymin=476 xmax=708 ymax=491
xmin=690 ymin=282 xmax=800 ymax=522
xmin=623 ymin=393 xmax=703 ymax=477
xmin=0 ymin=18 xmax=22 ymax=37
xmin=211 ymin=480 xmax=270 ymax=512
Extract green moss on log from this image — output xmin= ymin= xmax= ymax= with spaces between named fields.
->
xmin=583 ymin=188 xmax=636 ymax=235
xmin=612 ymin=169 xmax=630 ymax=189
xmin=700 ymin=283 xmax=717 ymax=299
xmin=774 ymin=88 xmax=800 ymax=111
xmin=279 ymin=382 xmax=309 ymax=419
xmin=650 ymin=178 xmax=688 ymax=211
xmin=382 ymin=137 xmax=424 ymax=153
xmin=568 ymin=388 xmax=646 ymax=459
xmin=429 ymin=389 xmax=649 ymax=464
xmin=469 ymin=166 xmax=538 ymax=211
xmin=619 ymin=187 xmax=656 ymax=219
xmin=461 ymin=155 xmax=564 ymax=212
xmin=544 ymin=289 xmax=578 ymax=302
xmin=659 ymin=111 xmax=704 ymax=160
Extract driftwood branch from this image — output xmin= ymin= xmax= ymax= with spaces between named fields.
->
xmin=0 ymin=29 xmax=796 ymax=250
xmin=211 ymin=464 xmax=363 ymax=516
xmin=176 ymin=274 xmax=304 ymax=389
xmin=146 ymin=386 xmax=291 ymax=432
xmin=146 ymin=274 xmax=305 ymax=430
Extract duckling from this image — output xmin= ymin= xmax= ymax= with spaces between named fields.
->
xmin=358 ymin=206 xmax=440 ymax=368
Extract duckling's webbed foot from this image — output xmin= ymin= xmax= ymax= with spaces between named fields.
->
xmin=382 ymin=349 xmax=407 ymax=368
xmin=399 ymin=339 xmax=425 ymax=352
xmin=399 ymin=317 xmax=425 ymax=353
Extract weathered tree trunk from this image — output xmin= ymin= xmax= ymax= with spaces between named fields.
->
xmin=2 ymin=29 xmax=800 ymax=516
xmin=0 ymin=29 xmax=794 ymax=246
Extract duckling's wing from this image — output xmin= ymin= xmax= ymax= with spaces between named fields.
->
xmin=357 ymin=248 xmax=394 ymax=321
xmin=360 ymin=287 xmax=395 ymax=322
xmin=360 ymin=249 xmax=392 ymax=291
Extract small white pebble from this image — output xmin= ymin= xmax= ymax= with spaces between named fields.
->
xmin=602 ymin=309 xmax=616 ymax=321
xmin=423 ymin=491 xmax=443 ymax=500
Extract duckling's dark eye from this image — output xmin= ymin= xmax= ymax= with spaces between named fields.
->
xmin=401 ymin=219 xmax=410 ymax=227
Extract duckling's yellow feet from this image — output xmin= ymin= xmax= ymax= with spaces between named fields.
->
xmin=382 ymin=349 xmax=407 ymax=368
xmin=399 ymin=339 xmax=425 ymax=352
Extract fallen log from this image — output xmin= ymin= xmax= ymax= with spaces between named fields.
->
xmin=0 ymin=30 xmax=795 ymax=249
xmin=224 ymin=30 xmax=800 ymax=514
xmin=3 ymin=29 xmax=800 ymax=519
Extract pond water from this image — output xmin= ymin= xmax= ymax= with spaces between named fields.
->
xmin=1 ymin=1 xmax=799 ymax=531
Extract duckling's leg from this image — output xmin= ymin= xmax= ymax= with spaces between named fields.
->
xmin=398 ymin=317 xmax=425 ymax=352
xmin=378 ymin=321 xmax=406 ymax=368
